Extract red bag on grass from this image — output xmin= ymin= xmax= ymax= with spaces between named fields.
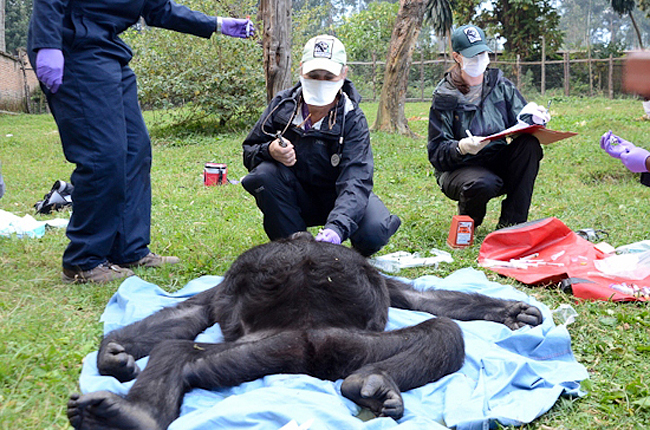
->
xmin=478 ymin=217 xmax=649 ymax=302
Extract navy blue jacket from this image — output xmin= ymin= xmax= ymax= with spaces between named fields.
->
xmin=242 ymin=80 xmax=374 ymax=242
xmin=28 ymin=0 xmax=216 ymax=65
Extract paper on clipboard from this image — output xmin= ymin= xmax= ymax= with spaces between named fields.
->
xmin=484 ymin=123 xmax=578 ymax=145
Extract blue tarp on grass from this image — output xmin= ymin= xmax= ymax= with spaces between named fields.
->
xmin=78 ymin=268 xmax=588 ymax=430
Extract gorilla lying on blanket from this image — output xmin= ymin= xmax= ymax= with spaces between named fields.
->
xmin=67 ymin=232 xmax=542 ymax=430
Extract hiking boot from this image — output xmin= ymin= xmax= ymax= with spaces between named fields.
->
xmin=62 ymin=262 xmax=134 ymax=284
xmin=122 ymin=253 xmax=180 ymax=268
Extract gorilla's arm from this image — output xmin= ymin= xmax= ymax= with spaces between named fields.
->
xmin=385 ymin=278 xmax=543 ymax=329
xmin=97 ymin=287 xmax=218 ymax=381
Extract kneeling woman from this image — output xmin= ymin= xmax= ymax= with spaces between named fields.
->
xmin=427 ymin=25 xmax=549 ymax=229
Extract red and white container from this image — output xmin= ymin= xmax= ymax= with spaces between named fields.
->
xmin=447 ymin=215 xmax=474 ymax=249
xmin=203 ymin=163 xmax=228 ymax=186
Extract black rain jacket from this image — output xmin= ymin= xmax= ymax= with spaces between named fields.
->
xmin=427 ymin=68 xmax=528 ymax=174
xmin=242 ymin=79 xmax=373 ymax=242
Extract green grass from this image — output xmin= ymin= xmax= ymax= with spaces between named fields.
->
xmin=1 ymin=96 xmax=649 ymax=429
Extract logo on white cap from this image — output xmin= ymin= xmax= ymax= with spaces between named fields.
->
xmin=464 ymin=27 xmax=482 ymax=44
xmin=313 ymin=37 xmax=334 ymax=59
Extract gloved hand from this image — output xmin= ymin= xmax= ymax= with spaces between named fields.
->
xmin=517 ymin=102 xmax=550 ymax=125
xmin=620 ymin=146 xmax=650 ymax=173
xmin=600 ymin=130 xmax=635 ymax=159
xmin=457 ymin=136 xmax=489 ymax=155
xmin=219 ymin=17 xmax=255 ymax=38
xmin=35 ymin=48 xmax=64 ymax=93
xmin=315 ymin=228 xmax=341 ymax=245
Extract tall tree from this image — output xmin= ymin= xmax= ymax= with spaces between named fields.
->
xmin=373 ymin=0 xmax=428 ymax=135
xmin=4 ymin=0 xmax=33 ymax=54
xmin=424 ymin=0 xmax=455 ymax=37
xmin=557 ymin=0 xmax=650 ymax=50
xmin=373 ymin=0 xmax=453 ymax=135
xmin=260 ymin=0 xmax=293 ymax=102
xmin=455 ymin=0 xmax=563 ymax=59
xmin=1 ymin=0 xmax=6 ymax=53
xmin=612 ymin=0 xmax=644 ymax=48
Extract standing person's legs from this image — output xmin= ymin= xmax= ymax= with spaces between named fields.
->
xmin=110 ymin=65 xmax=153 ymax=265
xmin=437 ymin=166 xmax=504 ymax=227
xmin=242 ymin=162 xmax=312 ymax=240
xmin=48 ymin=51 xmax=130 ymax=274
xmin=492 ymin=134 xmax=543 ymax=227
xmin=349 ymin=193 xmax=401 ymax=257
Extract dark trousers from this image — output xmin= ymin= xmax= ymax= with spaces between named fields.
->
xmin=46 ymin=49 xmax=151 ymax=270
xmin=437 ymin=134 xmax=543 ymax=227
xmin=242 ymin=162 xmax=400 ymax=256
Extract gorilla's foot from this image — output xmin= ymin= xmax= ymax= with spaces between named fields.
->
xmin=97 ymin=341 xmax=141 ymax=382
xmin=341 ymin=371 xmax=404 ymax=419
xmin=67 ymin=391 xmax=161 ymax=430
xmin=502 ymin=301 xmax=543 ymax=329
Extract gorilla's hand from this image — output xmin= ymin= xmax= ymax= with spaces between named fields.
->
xmin=97 ymin=341 xmax=141 ymax=382
xmin=340 ymin=370 xmax=404 ymax=419
xmin=501 ymin=302 xmax=543 ymax=330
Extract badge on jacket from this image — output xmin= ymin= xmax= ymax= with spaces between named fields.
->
xmin=331 ymin=153 xmax=340 ymax=167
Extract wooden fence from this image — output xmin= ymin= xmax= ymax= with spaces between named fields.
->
xmin=348 ymin=53 xmax=627 ymax=103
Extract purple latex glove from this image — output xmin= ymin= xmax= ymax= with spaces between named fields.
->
xmin=600 ymin=130 xmax=635 ymax=159
xmin=620 ymin=146 xmax=650 ymax=173
xmin=315 ymin=228 xmax=341 ymax=245
xmin=219 ymin=17 xmax=255 ymax=38
xmin=35 ymin=48 xmax=64 ymax=93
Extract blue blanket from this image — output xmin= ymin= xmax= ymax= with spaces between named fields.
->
xmin=78 ymin=268 xmax=588 ymax=430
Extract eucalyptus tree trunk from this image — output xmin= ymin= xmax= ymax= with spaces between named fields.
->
xmin=259 ymin=0 xmax=293 ymax=103
xmin=0 ymin=0 xmax=6 ymax=53
xmin=373 ymin=0 xmax=426 ymax=136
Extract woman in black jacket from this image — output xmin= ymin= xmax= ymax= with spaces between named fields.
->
xmin=242 ymin=35 xmax=400 ymax=256
xmin=428 ymin=25 xmax=549 ymax=229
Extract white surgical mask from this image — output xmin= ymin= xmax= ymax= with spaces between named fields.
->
xmin=461 ymin=52 xmax=490 ymax=77
xmin=300 ymin=76 xmax=344 ymax=106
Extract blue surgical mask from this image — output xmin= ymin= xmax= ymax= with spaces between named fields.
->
xmin=300 ymin=76 xmax=344 ymax=106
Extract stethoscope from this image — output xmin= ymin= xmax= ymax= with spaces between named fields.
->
xmin=260 ymin=91 xmax=346 ymax=167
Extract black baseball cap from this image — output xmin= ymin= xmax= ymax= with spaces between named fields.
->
xmin=451 ymin=25 xmax=493 ymax=58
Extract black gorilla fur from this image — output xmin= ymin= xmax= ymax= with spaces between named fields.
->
xmin=67 ymin=232 xmax=543 ymax=429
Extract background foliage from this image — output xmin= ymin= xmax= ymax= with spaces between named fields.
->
xmin=336 ymin=1 xmax=399 ymax=62
xmin=453 ymin=0 xmax=564 ymax=60
xmin=3 ymin=0 xmax=32 ymax=54
xmin=120 ymin=0 xmax=265 ymax=132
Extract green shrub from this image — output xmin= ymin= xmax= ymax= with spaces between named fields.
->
xmin=122 ymin=0 xmax=265 ymax=132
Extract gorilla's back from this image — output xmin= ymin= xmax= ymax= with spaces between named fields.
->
xmin=214 ymin=233 xmax=391 ymax=341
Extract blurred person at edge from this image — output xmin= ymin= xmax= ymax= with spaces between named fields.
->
xmin=427 ymin=25 xmax=550 ymax=230
xmin=28 ymin=0 xmax=254 ymax=283
xmin=241 ymin=35 xmax=401 ymax=257
xmin=0 ymin=162 xmax=5 ymax=199
xmin=600 ymin=131 xmax=650 ymax=174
